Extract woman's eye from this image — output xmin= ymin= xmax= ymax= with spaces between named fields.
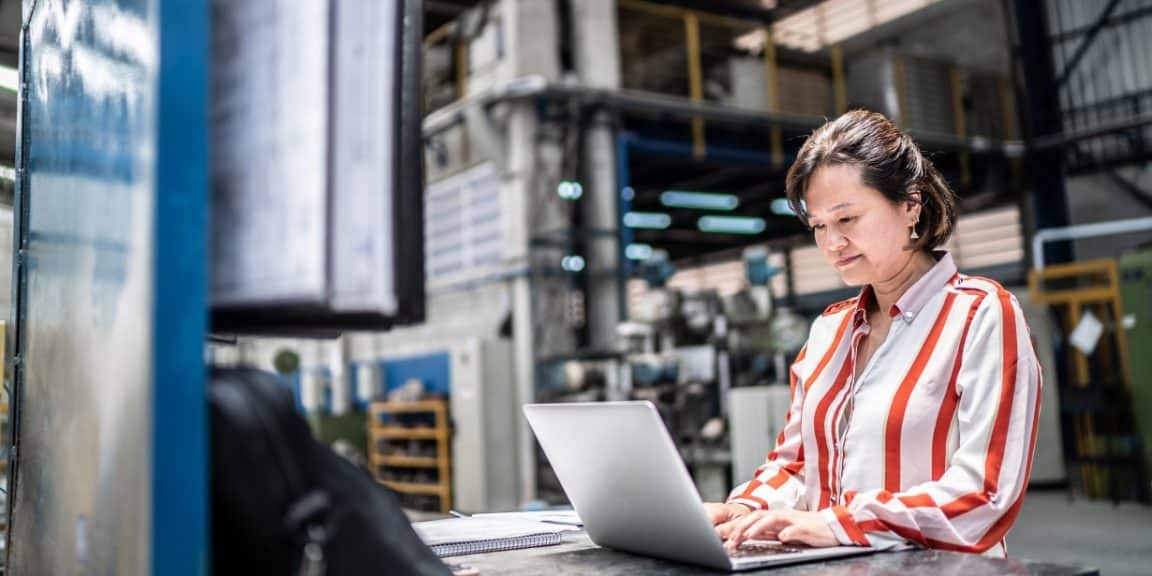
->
xmin=839 ymin=216 xmax=856 ymax=225
xmin=811 ymin=224 xmax=826 ymax=231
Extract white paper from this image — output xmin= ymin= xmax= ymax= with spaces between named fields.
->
xmin=471 ymin=510 xmax=583 ymax=527
xmin=1069 ymin=310 xmax=1104 ymax=356
xmin=413 ymin=518 xmax=576 ymax=547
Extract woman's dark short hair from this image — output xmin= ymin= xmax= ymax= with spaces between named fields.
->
xmin=785 ymin=110 xmax=957 ymax=251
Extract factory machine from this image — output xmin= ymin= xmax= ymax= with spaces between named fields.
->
xmin=536 ymin=247 xmax=809 ymax=502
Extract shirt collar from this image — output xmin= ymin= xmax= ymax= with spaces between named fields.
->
xmin=890 ymin=251 xmax=956 ymax=321
xmin=850 ymin=251 xmax=956 ymax=324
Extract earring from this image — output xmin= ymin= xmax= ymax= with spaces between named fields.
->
xmin=910 ymin=222 xmax=920 ymax=240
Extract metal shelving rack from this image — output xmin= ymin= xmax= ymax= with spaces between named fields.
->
xmin=368 ymin=400 xmax=453 ymax=512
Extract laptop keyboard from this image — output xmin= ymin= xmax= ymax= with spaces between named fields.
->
xmin=728 ymin=541 xmax=807 ymax=558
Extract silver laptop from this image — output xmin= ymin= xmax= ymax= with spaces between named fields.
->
xmin=523 ymin=401 xmax=875 ymax=571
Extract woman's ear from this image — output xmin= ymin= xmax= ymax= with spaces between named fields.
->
xmin=905 ymin=191 xmax=923 ymax=220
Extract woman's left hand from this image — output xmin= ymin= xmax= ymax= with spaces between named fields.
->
xmin=715 ymin=509 xmax=840 ymax=549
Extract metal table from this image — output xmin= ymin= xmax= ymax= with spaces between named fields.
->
xmin=453 ymin=533 xmax=1098 ymax=575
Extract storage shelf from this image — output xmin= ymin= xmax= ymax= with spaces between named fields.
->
xmin=382 ymin=481 xmax=446 ymax=496
xmin=368 ymin=399 xmax=452 ymax=512
xmin=370 ymin=400 xmax=447 ymax=415
xmin=373 ymin=455 xmax=442 ymax=468
xmin=371 ymin=427 xmax=444 ymax=440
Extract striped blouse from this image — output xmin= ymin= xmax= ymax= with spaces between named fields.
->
xmin=727 ymin=252 xmax=1042 ymax=556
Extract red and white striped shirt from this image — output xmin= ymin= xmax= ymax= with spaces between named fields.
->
xmin=728 ymin=252 xmax=1042 ymax=556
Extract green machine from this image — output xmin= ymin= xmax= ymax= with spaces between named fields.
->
xmin=1119 ymin=248 xmax=1152 ymax=473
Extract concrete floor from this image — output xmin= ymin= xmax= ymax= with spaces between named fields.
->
xmin=1009 ymin=489 xmax=1152 ymax=576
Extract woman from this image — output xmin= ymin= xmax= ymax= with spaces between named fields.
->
xmin=705 ymin=110 xmax=1041 ymax=557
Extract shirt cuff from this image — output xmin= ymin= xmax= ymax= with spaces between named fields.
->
xmin=820 ymin=505 xmax=870 ymax=547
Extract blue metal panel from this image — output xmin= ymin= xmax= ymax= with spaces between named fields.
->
xmin=10 ymin=0 xmax=208 ymax=573
xmin=286 ymin=372 xmax=305 ymax=412
xmin=348 ymin=360 xmax=374 ymax=410
xmin=380 ymin=352 xmax=452 ymax=396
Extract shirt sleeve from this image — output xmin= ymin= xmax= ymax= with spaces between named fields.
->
xmin=821 ymin=288 xmax=1042 ymax=552
xmin=727 ymin=346 xmax=809 ymax=511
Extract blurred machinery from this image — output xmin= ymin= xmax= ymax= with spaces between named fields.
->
xmin=536 ymin=247 xmax=809 ymax=501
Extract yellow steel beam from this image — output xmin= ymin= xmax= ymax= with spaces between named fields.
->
xmin=893 ymin=54 xmax=907 ymax=127
xmin=1000 ymin=78 xmax=1023 ymax=186
xmin=456 ymin=39 xmax=471 ymax=162
xmin=1106 ymin=262 xmax=1132 ymax=388
xmin=685 ymin=11 xmax=706 ymax=160
xmin=831 ymin=45 xmax=847 ymax=115
xmin=950 ymin=66 xmax=971 ymax=187
xmin=425 ymin=21 xmax=453 ymax=46
xmin=763 ymin=27 xmax=783 ymax=168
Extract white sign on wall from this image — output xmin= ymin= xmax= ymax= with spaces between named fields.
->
xmin=424 ymin=162 xmax=504 ymax=282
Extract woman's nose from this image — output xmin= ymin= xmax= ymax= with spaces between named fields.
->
xmin=824 ymin=229 xmax=848 ymax=251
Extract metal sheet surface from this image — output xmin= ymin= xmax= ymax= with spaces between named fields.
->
xmin=9 ymin=0 xmax=208 ymax=574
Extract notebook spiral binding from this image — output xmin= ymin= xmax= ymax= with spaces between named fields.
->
xmin=430 ymin=532 xmax=564 ymax=557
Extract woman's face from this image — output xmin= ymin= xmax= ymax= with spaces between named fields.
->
xmin=804 ymin=164 xmax=921 ymax=287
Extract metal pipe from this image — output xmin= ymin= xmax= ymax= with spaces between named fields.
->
xmin=1032 ymin=216 xmax=1152 ymax=269
xmin=1031 ymin=111 xmax=1152 ymax=150
xmin=1054 ymin=0 xmax=1123 ymax=88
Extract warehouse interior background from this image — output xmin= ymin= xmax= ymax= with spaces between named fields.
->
xmin=0 ymin=0 xmax=1151 ymax=574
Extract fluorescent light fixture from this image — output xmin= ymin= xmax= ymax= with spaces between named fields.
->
xmin=623 ymin=211 xmax=672 ymax=229
xmin=625 ymin=243 xmax=654 ymax=261
xmin=560 ymin=255 xmax=586 ymax=273
xmin=660 ymin=191 xmax=739 ymax=211
xmin=698 ymin=216 xmax=766 ymax=235
xmin=771 ymin=198 xmax=795 ymax=215
xmin=0 ymin=65 xmax=17 ymax=93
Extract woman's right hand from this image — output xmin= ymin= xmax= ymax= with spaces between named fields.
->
xmin=703 ymin=502 xmax=753 ymax=526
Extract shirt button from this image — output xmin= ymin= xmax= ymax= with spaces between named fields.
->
xmin=904 ymin=312 xmax=913 ymax=320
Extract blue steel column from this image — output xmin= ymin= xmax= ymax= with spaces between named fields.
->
xmin=154 ymin=0 xmax=209 ymax=573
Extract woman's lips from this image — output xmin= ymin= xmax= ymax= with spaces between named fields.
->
xmin=835 ymin=255 xmax=861 ymax=267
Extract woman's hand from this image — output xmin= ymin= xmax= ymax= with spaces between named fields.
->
xmin=702 ymin=502 xmax=753 ymax=526
xmin=716 ymin=509 xmax=840 ymax=549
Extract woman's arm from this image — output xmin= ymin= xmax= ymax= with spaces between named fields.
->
xmin=822 ymin=286 xmax=1042 ymax=552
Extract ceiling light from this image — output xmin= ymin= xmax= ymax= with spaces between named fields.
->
xmin=698 ymin=216 xmax=766 ymax=235
xmin=623 ymin=212 xmax=672 ymax=229
xmin=661 ymin=191 xmax=739 ymax=211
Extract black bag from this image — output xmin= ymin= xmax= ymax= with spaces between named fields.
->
xmin=210 ymin=367 xmax=452 ymax=576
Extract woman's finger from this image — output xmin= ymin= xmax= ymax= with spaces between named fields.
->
xmin=777 ymin=525 xmax=800 ymax=544
xmin=722 ymin=512 xmax=765 ymax=547
xmin=730 ymin=511 xmax=788 ymax=547
xmin=744 ymin=513 xmax=787 ymax=542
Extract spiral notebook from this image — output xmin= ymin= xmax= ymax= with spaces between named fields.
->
xmin=413 ymin=517 xmax=575 ymax=557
